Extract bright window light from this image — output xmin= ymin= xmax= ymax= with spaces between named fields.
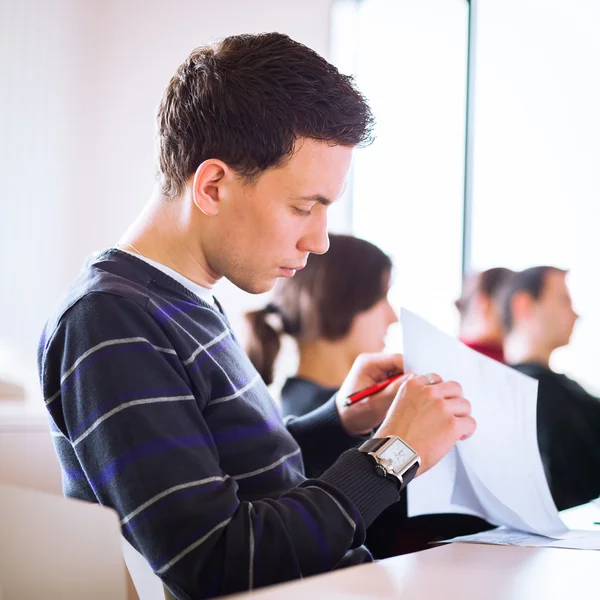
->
xmin=332 ymin=0 xmax=470 ymax=347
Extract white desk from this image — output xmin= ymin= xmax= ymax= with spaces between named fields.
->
xmin=230 ymin=542 xmax=599 ymax=600
xmin=231 ymin=501 xmax=600 ymax=600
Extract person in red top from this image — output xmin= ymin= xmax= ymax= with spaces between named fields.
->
xmin=455 ymin=267 xmax=515 ymax=362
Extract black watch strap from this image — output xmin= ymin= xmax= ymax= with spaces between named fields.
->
xmin=399 ymin=460 xmax=419 ymax=490
xmin=359 ymin=437 xmax=419 ymax=492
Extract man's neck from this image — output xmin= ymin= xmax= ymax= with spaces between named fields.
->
xmin=296 ymin=339 xmax=355 ymax=390
xmin=118 ymin=189 xmax=220 ymax=289
xmin=504 ymin=329 xmax=553 ymax=368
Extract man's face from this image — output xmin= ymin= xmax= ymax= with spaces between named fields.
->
xmin=531 ymin=271 xmax=579 ymax=350
xmin=205 ymin=139 xmax=353 ymax=294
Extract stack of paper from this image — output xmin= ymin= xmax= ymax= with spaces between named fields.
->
xmin=401 ymin=309 xmax=600 ymax=549
xmin=447 ymin=496 xmax=600 ymax=549
xmin=444 ymin=526 xmax=600 ymax=550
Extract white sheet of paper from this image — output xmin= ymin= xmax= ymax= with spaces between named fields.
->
xmin=558 ymin=498 xmax=600 ymax=531
xmin=444 ymin=527 xmax=600 ymax=550
xmin=402 ymin=308 xmax=567 ymax=537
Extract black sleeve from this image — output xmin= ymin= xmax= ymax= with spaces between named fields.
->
xmin=286 ymin=396 xmax=368 ymax=478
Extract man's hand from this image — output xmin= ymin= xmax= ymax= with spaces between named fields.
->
xmin=336 ymin=353 xmax=408 ymax=435
xmin=375 ymin=373 xmax=476 ymax=475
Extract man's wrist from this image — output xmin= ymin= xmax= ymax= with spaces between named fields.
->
xmin=318 ymin=449 xmax=401 ymax=529
xmin=358 ymin=436 xmax=420 ymax=491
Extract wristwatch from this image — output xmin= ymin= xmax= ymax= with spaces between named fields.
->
xmin=358 ymin=436 xmax=420 ymax=491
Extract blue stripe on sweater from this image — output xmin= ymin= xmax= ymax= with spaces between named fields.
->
xmin=63 ymin=433 xmax=214 ymax=487
xmin=212 ymin=410 xmax=282 ymax=445
xmin=69 ymin=387 xmax=193 ymax=439
xmin=52 ymin=343 xmax=181 ymax=400
xmin=150 ymin=298 xmax=207 ymax=323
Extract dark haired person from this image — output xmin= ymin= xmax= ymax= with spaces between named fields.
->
xmin=246 ymin=234 xmax=397 ymax=432
xmin=455 ymin=267 xmax=515 ymax=362
xmin=503 ymin=266 xmax=600 ymax=510
xmin=38 ymin=33 xmax=475 ymax=599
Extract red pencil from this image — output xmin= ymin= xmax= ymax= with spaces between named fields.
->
xmin=344 ymin=373 xmax=404 ymax=407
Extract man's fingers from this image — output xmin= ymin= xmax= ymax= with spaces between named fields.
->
xmin=443 ymin=396 xmax=472 ymax=417
xmin=416 ymin=372 xmax=442 ymax=386
xmin=432 ymin=380 xmax=463 ymax=399
xmin=456 ymin=415 xmax=477 ymax=440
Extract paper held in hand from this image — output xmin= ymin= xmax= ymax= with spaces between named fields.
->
xmin=401 ymin=308 xmax=567 ymax=538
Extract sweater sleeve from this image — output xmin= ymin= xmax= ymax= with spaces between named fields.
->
xmin=39 ymin=292 xmax=399 ymax=599
xmin=285 ymin=397 xmax=369 ymax=478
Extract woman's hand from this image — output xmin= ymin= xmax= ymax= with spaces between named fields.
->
xmin=336 ymin=353 xmax=407 ymax=435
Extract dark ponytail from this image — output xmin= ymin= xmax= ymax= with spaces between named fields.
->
xmin=244 ymin=304 xmax=283 ymax=386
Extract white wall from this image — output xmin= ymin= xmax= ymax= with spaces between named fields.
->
xmin=0 ymin=0 xmax=335 ymax=399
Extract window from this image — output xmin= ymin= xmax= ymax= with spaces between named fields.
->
xmin=332 ymin=0 xmax=471 ymax=346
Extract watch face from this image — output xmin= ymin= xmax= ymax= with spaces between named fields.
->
xmin=379 ymin=439 xmax=416 ymax=474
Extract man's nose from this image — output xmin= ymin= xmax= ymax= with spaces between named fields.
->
xmin=299 ymin=213 xmax=329 ymax=255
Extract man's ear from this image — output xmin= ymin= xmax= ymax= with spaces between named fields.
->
xmin=191 ymin=160 xmax=230 ymax=216
xmin=511 ymin=291 xmax=534 ymax=323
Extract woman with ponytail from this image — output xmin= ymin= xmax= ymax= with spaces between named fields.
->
xmin=245 ymin=233 xmax=398 ymax=418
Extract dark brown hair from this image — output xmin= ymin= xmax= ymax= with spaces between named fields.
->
xmin=156 ymin=32 xmax=374 ymax=198
xmin=501 ymin=266 xmax=568 ymax=331
xmin=455 ymin=267 xmax=516 ymax=317
xmin=245 ymin=234 xmax=392 ymax=385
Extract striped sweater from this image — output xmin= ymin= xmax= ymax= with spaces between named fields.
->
xmin=37 ymin=249 xmax=399 ymax=599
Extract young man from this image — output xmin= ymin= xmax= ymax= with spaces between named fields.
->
xmin=38 ymin=33 xmax=475 ymax=599
xmin=455 ymin=267 xmax=515 ymax=362
xmin=503 ymin=266 xmax=600 ymax=509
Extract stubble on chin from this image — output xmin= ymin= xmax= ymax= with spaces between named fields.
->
xmin=231 ymin=271 xmax=279 ymax=295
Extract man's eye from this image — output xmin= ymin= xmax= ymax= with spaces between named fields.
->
xmin=293 ymin=207 xmax=312 ymax=216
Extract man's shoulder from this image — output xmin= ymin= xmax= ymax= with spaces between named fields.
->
xmin=43 ymin=250 xmax=156 ymax=335
xmin=511 ymin=362 xmax=562 ymax=386
xmin=511 ymin=362 xmax=568 ymax=406
xmin=513 ymin=362 xmax=600 ymax=409
xmin=40 ymin=249 xmax=229 ymax=353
